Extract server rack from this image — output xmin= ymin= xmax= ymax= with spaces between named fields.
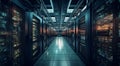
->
xmin=25 ymin=12 xmax=42 ymax=66
xmin=68 ymin=24 xmax=76 ymax=50
xmin=74 ymin=0 xmax=120 ymax=66
xmin=0 ymin=1 xmax=10 ymax=66
xmin=92 ymin=0 xmax=119 ymax=66
xmin=45 ymin=24 xmax=48 ymax=50
xmin=32 ymin=15 xmax=41 ymax=61
xmin=0 ymin=1 xmax=25 ymax=66
xmin=39 ymin=21 xmax=43 ymax=54
xmin=45 ymin=24 xmax=51 ymax=49
xmin=77 ymin=16 xmax=89 ymax=63
xmin=94 ymin=11 xmax=113 ymax=66
xmin=42 ymin=23 xmax=53 ymax=52
xmin=0 ymin=0 xmax=49 ymax=66
xmin=42 ymin=23 xmax=47 ymax=51
xmin=11 ymin=4 xmax=25 ymax=66
xmin=66 ymin=27 xmax=72 ymax=46
xmin=72 ymin=25 xmax=76 ymax=50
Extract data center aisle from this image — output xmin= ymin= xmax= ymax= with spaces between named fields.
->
xmin=34 ymin=37 xmax=85 ymax=66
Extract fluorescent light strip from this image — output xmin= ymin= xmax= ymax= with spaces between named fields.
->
xmin=50 ymin=0 xmax=54 ymax=12
xmin=67 ymin=0 xmax=74 ymax=13
xmin=64 ymin=17 xmax=69 ymax=22
xmin=47 ymin=9 xmax=54 ymax=13
xmin=67 ymin=0 xmax=72 ymax=9
xmin=81 ymin=5 xmax=87 ymax=12
xmin=77 ymin=12 xmax=80 ymax=16
xmin=51 ymin=17 xmax=56 ymax=22
xmin=67 ymin=9 xmax=74 ymax=13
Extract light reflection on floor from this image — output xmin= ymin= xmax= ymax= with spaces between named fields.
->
xmin=56 ymin=37 xmax=63 ymax=50
xmin=34 ymin=37 xmax=85 ymax=66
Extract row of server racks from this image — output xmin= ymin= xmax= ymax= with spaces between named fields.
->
xmin=0 ymin=0 xmax=55 ymax=66
xmin=64 ymin=0 xmax=120 ymax=66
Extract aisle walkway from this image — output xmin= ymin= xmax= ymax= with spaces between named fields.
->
xmin=34 ymin=37 xmax=85 ymax=66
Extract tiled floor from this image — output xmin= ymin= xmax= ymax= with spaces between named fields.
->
xmin=34 ymin=37 xmax=85 ymax=66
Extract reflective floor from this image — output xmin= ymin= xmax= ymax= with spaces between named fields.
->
xmin=34 ymin=37 xmax=85 ymax=66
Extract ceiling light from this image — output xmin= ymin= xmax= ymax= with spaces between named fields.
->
xmin=81 ymin=5 xmax=87 ymax=12
xmin=67 ymin=9 xmax=74 ymax=13
xmin=51 ymin=17 xmax=56 ymax=22
xmin=77 ymin=12 xmax=81 ymax=16
xmin=64 ymin=17 xmax=69 ymax=22
xmin=47 ymin=9 xmax=54 ymax=13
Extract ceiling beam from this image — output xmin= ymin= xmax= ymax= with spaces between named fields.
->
xmin=67 ymin=0 xmax=72 ymax=10
xmin=67 ymin=0 xmax=85 ymax=22
xmin=50 ymin=0 xmax=54 ymax=11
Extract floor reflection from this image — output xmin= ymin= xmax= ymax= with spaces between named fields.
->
xmin=56 ymin=37 xmax=63 ymax=50
xmin=34 ymin=37 xmax=85 ymax=66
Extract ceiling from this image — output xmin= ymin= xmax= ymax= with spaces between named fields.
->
xmin=43 ymin=0 xmax=80 ymax=31
xmin=19 ymin=0 xmax=87 ymax=32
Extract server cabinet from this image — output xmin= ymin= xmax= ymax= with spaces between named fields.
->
xmin=92 ymin=0 xmax=119 ymax=66
xmin=10 ymin=4 xmax=25 ymax=66
xmin=42 ymin=23 xmax=48 ymax=51
xmin=0 ymin=1 xmax=10 ymax=66
xmin=72 ymin=25 xmax=76 ymax=50
xmin=68 ymin=24 xmax=76 ymax=50
xmin=25 ymin=12 xmax=42 ymax=66
xmin=0 ymin=1 xmax=25 ymax=66
xmin=94 ymin=11 xmax=113 ymax=66
xmin=45 ymin=24 xmax=50 ymax=49
xmin=39 ymin=21 xmax=43 ymax=53
xmin=32 ymin=15 xmax=41 ymax=61
xmin=78 ymin=16 xmax=89 ymax=63
xmin=42 ymin=23 xmax=45 ymax=52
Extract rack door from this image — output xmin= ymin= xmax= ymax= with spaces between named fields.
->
xmin=32 ymin=16 xmax=40 ymax=59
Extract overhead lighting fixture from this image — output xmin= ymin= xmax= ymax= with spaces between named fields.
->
xmin=74 ymin=16 xmax=76 ymax=19
xmin=48 ymin=0 xmax=54 ymax=13
xmin=53 ymin=28 xmax=56 ymax=31
xmin=47 ymin=9 xmax=54 ymax=13
xmin=77 ymin=12 xmax=81 ymax=16
xmin=51 ymin=17 xmax=56 ymax=22
xmin=67 ymin=0 xmax=73 ymax=13
xmin=50 ymin=0 xmax=54 ymax=10
xmin=64 ymin=17 xmax=69 ymax=22
xmin=67 ymin=9 xmax=74 ymax=13
xmin=81 ymin=5 xmax=87 ymax=12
